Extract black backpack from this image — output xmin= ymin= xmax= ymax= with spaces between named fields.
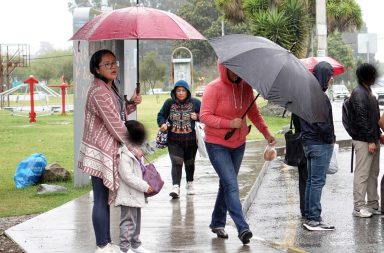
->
xmin=342 ymin=96 xmax=356 ymax=138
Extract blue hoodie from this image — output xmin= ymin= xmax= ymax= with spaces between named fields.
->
xmin=157 ymin=80 xmax=201 ymax=141
xmin=299 ymin=61 xmax=336 ymax=145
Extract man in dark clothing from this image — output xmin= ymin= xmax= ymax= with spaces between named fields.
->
xmin=292 ymin=114 xmax=308 ymax=218
xmin=350 ymin=63 xmax=382 ymax=218
xmin=300 ymin=61 xmax=336 ymax=231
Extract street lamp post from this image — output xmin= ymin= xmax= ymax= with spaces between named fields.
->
xmin=316 ymin=0 xmax=327 ymax=57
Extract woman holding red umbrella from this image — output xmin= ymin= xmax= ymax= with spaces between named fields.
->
xmin=78 ymin=49 xmax=142 ymax=253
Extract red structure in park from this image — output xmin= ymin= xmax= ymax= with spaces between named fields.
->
xmin=23 ymin=75 xmax=38 ymax=123
xmin=49 ymin=76 xmax=72 ymax=115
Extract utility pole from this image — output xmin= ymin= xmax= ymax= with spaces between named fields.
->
xmin=316 ymin=0 xmax=327 ymax=57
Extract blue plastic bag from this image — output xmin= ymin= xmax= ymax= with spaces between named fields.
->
xmin=14 ymin=153 xmax=47 ymax=188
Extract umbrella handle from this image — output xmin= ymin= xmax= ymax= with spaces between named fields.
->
xmin=124 ymin=95 xmax=135 ymax=104
xmin=224 ymin=128 xmax=236 ymax=140
xmin=224 ymin=94 xmax=260 ymax=140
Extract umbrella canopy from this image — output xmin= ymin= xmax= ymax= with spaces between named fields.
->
xmin=209 ymin=34 xmax=329 ymax=123
xmin=300 ymin=56 xmax=344 ymax=76
xmin=70 ymin=6 xmax=205 ymax=94
xmin=70 ymin=6 xmax=206 ymax=41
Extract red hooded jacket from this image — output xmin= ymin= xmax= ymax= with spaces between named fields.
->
xmin=200 ymin=63 xmax=271 ymax=148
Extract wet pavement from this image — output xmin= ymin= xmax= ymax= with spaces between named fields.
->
xmin=6 ymin=100 xmax=382 ymax=253
xmin=245 ymin=101 xmax=384 ymax=253
xmin=247 ymin=149 xmax=384 ymax=253
xmin=5 ymin=140 xmax=284 ymax=253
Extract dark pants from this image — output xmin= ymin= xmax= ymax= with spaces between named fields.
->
xmin=167 ymin=138 xmax=198 ymax=186
xmin=91 ymin=176 xmax=111 ymax=247
xmin=298 ymin=160 xmax=308 ymax=217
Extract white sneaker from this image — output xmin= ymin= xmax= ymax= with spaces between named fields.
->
xmin=109 ymin=243 xmax=120 ymax=252
xmin=352 ymin=209 xmax=373 ymax=218
xmin=95 ymin=243 xmax=119 ymax=253
xmin=186 ymin=181 xmax=195 ymax=195
xmin=366 ymin=207 xmax=382 ymax=215
xmin=131 ymin=246 xmax=151 ymax=253
xmin=169 ymin=185 xmax=180 ymax=198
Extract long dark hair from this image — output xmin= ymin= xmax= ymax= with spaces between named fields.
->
xmin=89 ymin=49 xmax=115 ymax=84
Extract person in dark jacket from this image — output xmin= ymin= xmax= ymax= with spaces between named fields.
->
xmin=157 ymin=80 xmax=201 ymax=198
xmin=291 ymin=114 xmax=308 ymax=218
xmin=300 ymin=61 xmax=336 ymax=231
xmin=350 ymin=63 xmax=383 ymax=218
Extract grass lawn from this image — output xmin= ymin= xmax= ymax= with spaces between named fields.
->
xmin=0 ymin=94 xmax=289 ymax=217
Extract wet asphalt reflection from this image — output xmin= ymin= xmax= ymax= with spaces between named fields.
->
xmin=247 ymin=148 xmax=384 ymax=253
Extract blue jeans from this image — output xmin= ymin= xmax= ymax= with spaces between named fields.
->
xmin=205 ymin=142 xmax=249 ymax=236
xmin=91 ymin=176 xmax=111 ymax=247
xmin=303 ymin=144 xmax=333 ymax=222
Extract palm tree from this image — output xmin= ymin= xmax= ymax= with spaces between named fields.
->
xmin=327 ymin=0 xmax=362 ymax=33
xmin=217 ymin=0 xmax=362 ymax=56
xmin=247 ymin=0 xmax=311 ymax=57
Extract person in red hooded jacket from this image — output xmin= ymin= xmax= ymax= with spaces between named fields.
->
xmin=200 ymin=62 xmax=275 ymax=245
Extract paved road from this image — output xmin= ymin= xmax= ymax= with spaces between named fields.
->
xmin=246 ymin=100 xmax=384 ymax=253
xmin=247 ymin=151 xmax=384 ymax=253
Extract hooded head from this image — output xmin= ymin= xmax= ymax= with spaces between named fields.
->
xmin=171 ymin=80 xmax=191 ymax=101
xmin=217 ymin=61 xmax=242 ymax=85
xmin=313 ymin=61 xmax=334 ymax=92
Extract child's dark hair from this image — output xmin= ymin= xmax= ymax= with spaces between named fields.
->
xmin=124 ymin=120 xmax=147 ymax=146
xmin=89 ymin=49 xmax=115 ymax=84
xmin=356 ymin=63 xmax=377 ymax=86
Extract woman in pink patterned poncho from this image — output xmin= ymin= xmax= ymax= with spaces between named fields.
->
xmin=77 ymin=49 xmax=142 ymax=253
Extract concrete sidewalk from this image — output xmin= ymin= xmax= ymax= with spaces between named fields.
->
xmin=6 ymin=101 xmax=353 ymax=253
xmin=6 ymin=140 xmax=285 ymax=253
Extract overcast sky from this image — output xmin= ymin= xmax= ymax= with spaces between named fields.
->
xmin=0 ymin=0 xmax=73 ymax=54
xmin=355 ymin=0 xmax=384 ymax=62
xmin=0 ymin=0 xmax=383 ymax=61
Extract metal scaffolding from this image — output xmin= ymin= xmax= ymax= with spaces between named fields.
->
xmin=0 ymin=44 xmax=30 ymax=107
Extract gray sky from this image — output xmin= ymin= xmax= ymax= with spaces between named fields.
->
xmin=355 ymin=0 xmax=384 ymax=62
xmin=0 ymin=0 xmax=72 ymax=54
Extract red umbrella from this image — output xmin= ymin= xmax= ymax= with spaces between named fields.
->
xmin=300 ymin=56 xmax=345 ymax=76
xmin=70 ymin=6 xmax=206 ymax=94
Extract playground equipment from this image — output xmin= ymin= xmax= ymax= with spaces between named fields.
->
xmin=171 ymin=47 xmax=193 ymax=88
xmin=0 ymin=75 xmax=60 ymax=122
xmin=24 ymin=75 xmax=38 ymax=122
xmin=48 ymin=76 xmax=72 ymax=115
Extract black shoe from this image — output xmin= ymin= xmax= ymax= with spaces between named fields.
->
xmin=239 ymin=230 xmax=253 ymax=245
xmin=211 ymin=228 xmax=228 ymax=239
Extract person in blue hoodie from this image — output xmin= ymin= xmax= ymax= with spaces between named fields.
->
xmin=157 ymin=80 xmax=201 ymax=198
xmin=299 ymin=61 xmax=336 ymax=231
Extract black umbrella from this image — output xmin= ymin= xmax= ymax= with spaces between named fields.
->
xmin=209 ymin=34 xmax=329 ymax=124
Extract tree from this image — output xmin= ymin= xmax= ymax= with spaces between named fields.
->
xmin=139 ymin=51 xmax=166 ymax=95
xmin=218 ymin=0 xmax=363 ymax=57
xmin=13 ymin=50 xmax=73 ymax=85
xmin=176 ymin=0 xmax=249 ymax=66
xmin=327 ymin=32 xmax=356 ymax=89
xmin=326 ymin=0 xmax=362 ymax=33
xmin=244 ymin=0 xmax=311 ymax=57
